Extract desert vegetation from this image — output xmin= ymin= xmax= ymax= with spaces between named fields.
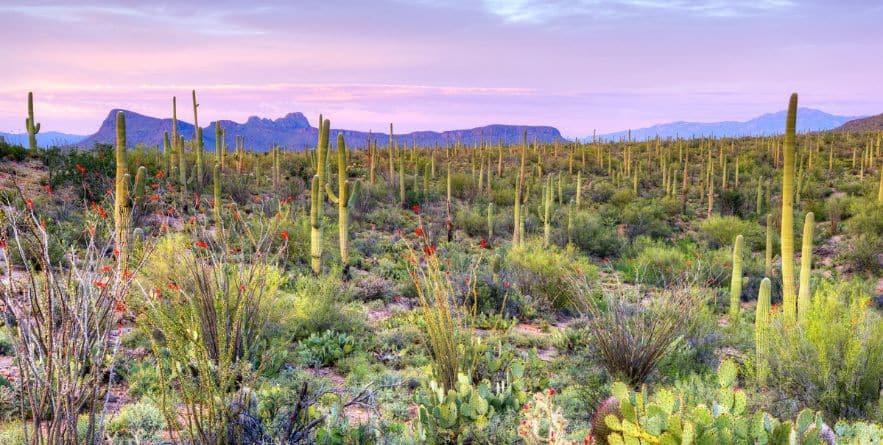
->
xmin=1 ymin=91 xmax=882 ymax=444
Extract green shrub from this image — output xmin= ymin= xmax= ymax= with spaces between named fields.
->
xmin=698 ymin=215 xmax=764 ymax=250
xmin=107 ymin=400 xmax=166 ymax=444
xmin=569 ymin=211 xmax=623 ymax=258
xmin=506 ymin=241 xmax=598 ymax=310
xmin=766 ymin=280 xmax=883 ymax=419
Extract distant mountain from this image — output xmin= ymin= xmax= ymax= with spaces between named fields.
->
xmin=77 ymin=109 xmax=564 ymax=151
xmin=834 ymin=113 xmax=883 ymax=133
xmin=595 ymin=108 xmax=863 ymax=141
xmin=0 ymin=131 xmax=86 ymax=147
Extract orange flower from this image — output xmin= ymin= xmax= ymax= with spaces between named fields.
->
xmin=25 ymin=198 xmax=33 ymax=211
xmin=167 ymin=282 xmax=180 ymax=291
xmin=414 ymin=227 xmax=425 ymax=237
xmin=75 ymin=164 xmax=86 ymax=174
xmin=155 ymin=170 xmax=165 ymax=179
xmin=94 ymin=281 xmax=107 ymax=289
xmin=411 ymin=203 xmax=420 ymax=214
xmin=101 ymin=266 xmax=113 ymax=272
xmin=280 ymin=230 xmax=289 ymax=241
xmin=480 ymin=239 xmax=487 ymax=249
xmin=194 ymin=241 xmax=208 ymax=250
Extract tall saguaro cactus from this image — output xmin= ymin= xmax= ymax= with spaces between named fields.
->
xmin=797 ymin=212 xmax=814 ymax=323
xmin=513 ymin=131 xmax=527 ymax=245
xmin=765 ymin=214 xmax=773 ymax=277
xmin=326 ymin=134 xmax=361 ymax=271
xmin=729 ymin=234 xmax=744 ymax=320
xmin=192 ymin=90 xmax=204 ymax=189
xmin=213 ymin=162 xmax=222 ymax=235
xmin=310 ymin=175 xmax=322 ymax=275
xmin=755 ymin=278 xmax=771 ymax=385
xmin=25 ymin=92 xmax=41 ymax=151
xmin=114 ymin=111 xmax=129 ymax=269
xmin=781 ymin=93 xmax=798 ymax=326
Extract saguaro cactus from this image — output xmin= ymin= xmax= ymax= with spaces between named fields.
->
xmin=765 ymin=214 xmax=773 ymax=278
xmin=325 ymin=134 xmax=361 ymax=270
xmin=513 ymin=131 xmax=527 ymax=245
xmin=192 ymin=90 xmax=204 ymax=189
xmin=487 ymin=202 xmax=494 ymax=241
xmin=755 ymin=278 xmax=771 ymax=385
xmin=729 ymin=234 xmax=744 ymax=320
xmin=310 ymin=175 xmax=322 ymax=275
xmin=797 ymin=212 xmax=814 ymax=323
xmin=781 ymin=93 xmax=798 ymax=326
xmin=215 ymin=121 xmax=224 ymax=170
xmin=25 ymin=92 xmax=40 ymax=151
xmin=213 ymin=162 xmax=222 ymax=235
xmin=114 ymin=111 xmax=129 ymax=268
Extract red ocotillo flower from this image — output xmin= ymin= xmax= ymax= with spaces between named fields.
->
xmin=280 ymin=230 xmax=289 ymax=241
xmin=194 ymin=241 xmax=208 ymax=250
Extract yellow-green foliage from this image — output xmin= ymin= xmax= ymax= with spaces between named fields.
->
xmin=507 ymin=240 xmax=598 ymax=310
xmin=698 ymin=215 xmax=763 ymax=250
xmin=767 ymin=280 xmax=883 ymax=418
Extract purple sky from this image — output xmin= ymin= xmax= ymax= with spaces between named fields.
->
xmin=1 ymin=0 xmax=881 ymax=138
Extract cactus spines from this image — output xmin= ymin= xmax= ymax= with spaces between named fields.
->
xmin=797 ymin=211 xmax=814 ymax=324
xmin=114 ymin=111 xmax=129 ymax=268
xmin=25 ymin=92 xmax=40 ymax=151
xmin=755 ymin=277 xmax=771 ymax=385
xmin=729 ymin=234 xmax=744 ymax=321
xmin=781 ymin=93 xmax=798 ymax=326
xmin=310 ymin=175 xmax=322 ymax=275
xmin=591 ymin=396 xmax=621 ymax=445
xmin=213 ymin=162 xmax=221 ymax=235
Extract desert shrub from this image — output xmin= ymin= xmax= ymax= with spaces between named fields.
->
xmin=618 ymin=245 xmax=688 ymax=288
xmin=844 ymin=202 xmax=883 ymax=237
xmin=698 ymin=215 xmax=764 ymax=250
xmin=837 ymin=233 xmax=883 ymax=276
xmin=282 ymin=270 xmax=366 ymax=340
xmin=766 ymin=280 xmax=883 ymax=419
xmin=107 ymin=400 xmax=166 ymax=444
xmin=570 ymin=279 xmax=702 ymax=385
xmin=619 ymin=200 xmax=671 ymax=240
xmin=449 ymin=172 xmax=476 ymax=200
xmin=506 ymin=241 xmax=598 ymax=311
xmin=590 ymin=181 xmax=616 ymax=203
xmin=455 ymin=205 xmax=490 ymax=238
xmin=609 ymin=188 xmax=635 ymax=207
xmin=569 ymin=211 xmax=623 ymax=258
xmin=0 ymin=139 xmax=29 ymax=161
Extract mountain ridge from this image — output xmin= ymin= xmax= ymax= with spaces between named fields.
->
xmin=594 ymin=108 xmax=863 ymax=141
xmin=76 ymin=109 xmax=564 ymax=150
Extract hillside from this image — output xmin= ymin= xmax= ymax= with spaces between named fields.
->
xmin=834 ymin=113 xmax=883 ymax=133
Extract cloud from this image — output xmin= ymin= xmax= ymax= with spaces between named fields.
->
xmin=478 ymin=0 xmax=795 ymax=23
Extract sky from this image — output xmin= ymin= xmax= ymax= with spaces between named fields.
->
xmin=0 ymin=0 xmax=881 ymax=138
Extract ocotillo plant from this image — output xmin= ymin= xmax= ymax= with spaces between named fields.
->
xmin=797 ymin=212 xmax=814 ymax=323
xmin=325 ymin=134 xmax=361 ymax=271
xmin=729 ymin=234 xmax=744 ymax=320
xmin=114 ymin=111 xmax=129 ymax=269
xmin=781 ymin=93 xmax=798 ymax=326
xmin=755 ymin=277 xmax=771 ymax=385
xmin=25 ymin=92 xmax=41 ymax=151
xmin=192 ymin=90 xmax=203 ymax=189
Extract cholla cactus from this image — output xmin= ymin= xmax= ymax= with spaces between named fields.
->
xmin=25 ymin=91 xmax=41 ymax=151
xmin=518 ymin=389 xmax=591 ymax=445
